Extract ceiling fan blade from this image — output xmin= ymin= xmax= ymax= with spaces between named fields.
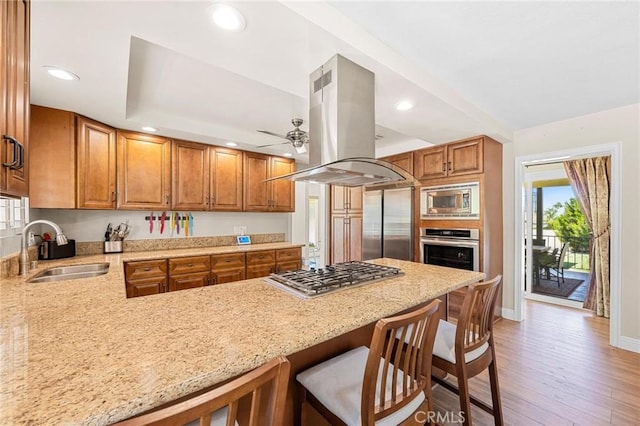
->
xmin=256 ymin=141 xmax=290 ymax=148
xmin=257 ymin=130 xmax=288 ymax=139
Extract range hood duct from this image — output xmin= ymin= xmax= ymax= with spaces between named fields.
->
xmin=266 ymin=54 xmax=416 ymax=187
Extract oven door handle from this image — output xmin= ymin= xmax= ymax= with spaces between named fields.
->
xmin=420 ymin=238 xmax=479 ymax=248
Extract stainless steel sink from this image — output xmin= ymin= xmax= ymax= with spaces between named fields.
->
xmin=27 ymin=263 xmax=110 ymax=283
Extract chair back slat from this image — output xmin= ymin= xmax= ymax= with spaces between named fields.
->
xmin=362 ymin=299 xmax=441 ymax=425
xmin=114 ymin=356 xmax=290 ymax=426
xmin=456 ymin=276 xmax=502 ymax=357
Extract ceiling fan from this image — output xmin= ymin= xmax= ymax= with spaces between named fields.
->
xmin=257 ymin=118 xmax=309 ymax=154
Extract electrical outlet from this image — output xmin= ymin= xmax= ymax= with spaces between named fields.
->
xmin=233 ymin=226 xmax=240 ymax=235
xmin=238 ymin=226 xmax=247 ymax=235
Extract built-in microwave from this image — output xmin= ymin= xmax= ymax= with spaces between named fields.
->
xmin=420 ymin=181 xmax=480 ymax=219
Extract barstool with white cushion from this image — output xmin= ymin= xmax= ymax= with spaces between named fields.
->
xmin=297 ymin=300 xmax=441 ymax=426
xmin=432 ymin=275 xmax=504 ymax=426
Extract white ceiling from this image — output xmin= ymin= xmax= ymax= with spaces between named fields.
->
xmin=30 ymin=1 xmax=639 ymax=163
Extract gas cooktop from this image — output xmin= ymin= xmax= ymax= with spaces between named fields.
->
xmin=263 ymin=261 xmax=404 ymax=299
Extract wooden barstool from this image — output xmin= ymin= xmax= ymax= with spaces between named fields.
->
xmin=296 ymin=299 xmax=441 ymax=425
xmin=114 ymin=356 xmax=290 ymax=426
xmin=432 ymin=275 xmax=503 ymax=426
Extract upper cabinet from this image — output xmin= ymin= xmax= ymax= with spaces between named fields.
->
xmin=171 ymin=141 xmax=243 ymax=211
xmin=413 ymin=137 xmax=483 ymax=180
xmin=116 ymin=131 xmax=171 ymax=210
xmin=29 ymin=105 xmax=75 ymax=208
xmin=380 ymin=152 xmax=414 ymax=175
xmin=1 ymin=0 xmax=30 ymax=198
xmin=76 ymin=116 xmax=117 ymax=209
xmin=243 ymin=152 xmax=295 ymax=212
xmin=331 ymin=185 xmax=363 ymax=215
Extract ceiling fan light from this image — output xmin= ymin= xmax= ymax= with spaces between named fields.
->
xmin=295 ymin=144 xmax=307 ymax=154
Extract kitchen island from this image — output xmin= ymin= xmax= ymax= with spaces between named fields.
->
xmin=0 ymin=246 xmax=484 ymax=425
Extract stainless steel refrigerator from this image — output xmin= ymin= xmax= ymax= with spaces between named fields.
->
xmin=362 ymin=187 xmax=414 ymax=261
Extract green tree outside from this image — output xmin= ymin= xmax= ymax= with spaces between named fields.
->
xmin=544 ymin=198 xmax=591 ymax=253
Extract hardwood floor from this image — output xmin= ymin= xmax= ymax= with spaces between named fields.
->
xmin=432 ymin=300 xmax=640 ymax=426
xmin=302 ymin=300 xmax=640 ymax=425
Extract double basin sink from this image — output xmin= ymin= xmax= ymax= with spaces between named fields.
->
xmin=27 ymin=263 xmax=110 ymax=283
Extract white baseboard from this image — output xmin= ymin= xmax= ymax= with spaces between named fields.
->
xmin=617 ymin=336 xmax=640 ymax=353
xmin=501 ymin=308 xmax=518 ymax=321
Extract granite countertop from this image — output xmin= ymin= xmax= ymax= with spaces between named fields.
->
xmin=0 ymin=244 xmax=484 ymax=425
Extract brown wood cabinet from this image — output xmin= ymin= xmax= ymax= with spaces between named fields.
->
xmin=243 ymin=152 xmax=295 ymax=212
xmin=413 ymin=137 xmax=483 ymax=180
xmin=117 ymin=131 xmax=171 ymax=210
xmin=211 ymin=253 xmax=246 ymax=284
xmin=168 ymin=256 xmax=211 ymax=292
xmin=124 ymin=259 xmax=168 ymax=298
xmin=1 ymin=0 xmax=30 ymax=198
xmin=276 ymin=247 xmax=302 ymax=273
xmin=246 ymin=250 xmax=276 ymax=278
xmin=380 ymin=152 xmax=414 ymax=175
xmin=76 ymin=115 xmax=117 ymax=209
xmin=29 ymin=105 xmax=75 ymax=208
xmin=171 ymin=141 xmax=243 ymax=211
xmin=329 ymin=185 xmax=363 ymax=263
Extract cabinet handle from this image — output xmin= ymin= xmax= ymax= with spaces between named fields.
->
xmin=2 ymin=135 xmax=21 ymax=169
xmin=165 ymin=194 xmax=170 ymax=204
xmin=211 ymin=195 xmax=215 ymax=205
xmin=143 ymin=267 xmax=151 ymax=271
xmin=442 ymin=162 xmax=446 ymax=172
xmin=187 ymin=263 xmax=193 ymax=267
xmin=448 ymin=161 xmax=452 ymax=171
xmin=112 ymin=191 xmax=117 ymax=202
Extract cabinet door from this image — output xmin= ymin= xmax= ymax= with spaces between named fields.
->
xmin=447 ymin=287 xmax=467 ymax=322
xmin=381 ymin=152 xmax=414 ymax=175
xmin=210 ymin=147 xmax=243 ymax=211
xmin=276 ymin=260 xmax=301 ymax=273
xmin=347 ymin=215 xmax=363 ymax=262
xmin=212 ymin=268 xmax=246 ymax=284
xmin=269 ymin=156 xmax=295 ymax=212
xmin=171 ymin=140 xmax=209 ymax=211
xmin=169 ymin=272 xmax=210 ymax=292
xmin=117 ymin=131 xmax=171 ymax=210
xmin=330 ymin=186 xmax=348 ymax=214
xmin=0 ymin=0 xmax=29 ymax=198
xmin=246 ymin=264 xmax=275 ymax=279
xmin=126 ymin=277 xmax=167 ymax=298
xmin=243 ymin=152 xmax=270 ymax=212
xmin=76 ymin=115 xmax=116 ymax=209
xmin=447 ymin=138 xmax=484 ymax=176
xmin=347 ymin=186 xmax=363 ymax=214
xmin=413 ymin=146 xmax=447 ymax=180
xmin=330 ymin=215 xmax=348 ymax=264
xmin=29 ymin=105 xmax=75 ymax=208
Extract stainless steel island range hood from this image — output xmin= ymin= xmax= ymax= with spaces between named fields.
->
xmin=266 ymin=55 xmax=416 ymax=187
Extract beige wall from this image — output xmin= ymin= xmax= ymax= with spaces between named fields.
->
xmin=502 ymin=103 xmax=640 ymax=342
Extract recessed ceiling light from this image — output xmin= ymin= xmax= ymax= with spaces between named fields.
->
xmin=395 ymin=100 xmax=414 ymax=111
xmin=211 ymin=3 xmax=246 ymax=32
xmin=42 ymin=66 xmax=79 ymax=81
xmin=141 ymin=126 xmax=157 ymax=132
xmin=225 ymin=142 xmax=238 ymax=147
xmin=283 ymin=153 xmax=293 ymax=157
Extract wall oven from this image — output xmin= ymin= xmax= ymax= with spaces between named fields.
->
xmin=420 ymin=228 xmax=480 ymax=271
xmin=420 ymin=181 xmax=480 ymax=220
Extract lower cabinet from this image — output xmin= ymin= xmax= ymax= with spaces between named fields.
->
xmin=124 ymin=248 xmax=302 ymax=297
xmin=211 ymin=253 xmax=246 ymax=284
xmin=124 ymin=259 xmax=168 ymax=298
xmin=246 ymin=250 xmax=276 ymax=279
xmin=447 ymin=287 xmax=467 ymax=322
xmin=168 ymin=256 xmax=212 ymax=292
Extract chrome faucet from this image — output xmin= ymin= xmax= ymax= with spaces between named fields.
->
xmin=20 ymin=220 xmax=68 ymax=276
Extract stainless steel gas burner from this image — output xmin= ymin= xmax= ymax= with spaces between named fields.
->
xmin=263 ymin=261 xmax=403 ymax=299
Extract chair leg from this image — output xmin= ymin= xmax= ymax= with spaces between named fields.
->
xmin=488 ymin=358 xmax=504 ymax=426
xmin=455 ymin=366 xmax=473 ymax=426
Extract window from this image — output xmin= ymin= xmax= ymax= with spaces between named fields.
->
xmin=307 ymin=196 xmax=320 ymax=267
xmin=0 ymin=197 xmax=29 ymax=237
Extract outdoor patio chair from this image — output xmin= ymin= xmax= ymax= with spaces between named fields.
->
xmin=539 ymin=243 xmax=574 ymax=286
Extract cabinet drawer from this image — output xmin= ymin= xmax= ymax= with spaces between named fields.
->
xmin=276 ymin=260 xmax=301 ymax=273
xmin=169 ymin=256 xmax=211 ymax=275
xmin=276 ymin=248 xmax=301 ymax=262
xmin=126 ymin=277 xmax=167 ymax=298
xmin=247 ymin=264 xmax=275 ymax=279
xmin=246 ymin=250 xmax=276 ymax=265
xmin=124 ymin=259 xmax=167 ymax=281
xmin=212 ymin=268 xmax=246 ymax=284
xmin=169 ymin=272 xmax=211 ymax=292
xmin=211 ymin=253 xmax=246 ymax=270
